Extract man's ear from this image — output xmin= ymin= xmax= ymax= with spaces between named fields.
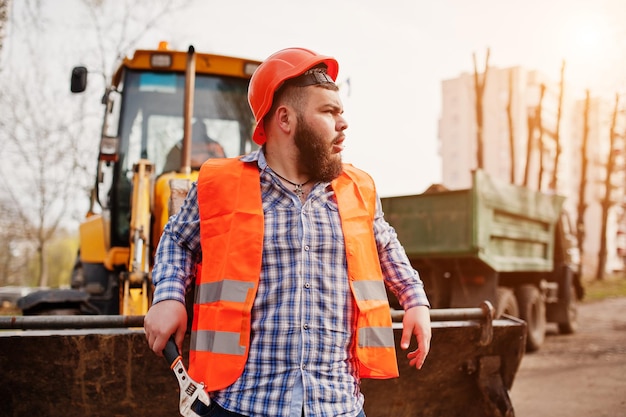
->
xmin=275 ymin=105 xmax=294 ymax=134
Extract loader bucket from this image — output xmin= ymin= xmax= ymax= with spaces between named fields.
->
xmin=362 ymin=305 xmax=526 ymax=417
xmin=0 ymin=318 xmax=180 ymax=417
xmin=0 ymin=303 xmax=526 ymax=417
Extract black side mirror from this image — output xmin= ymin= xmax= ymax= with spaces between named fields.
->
xmin=71 ymin=66 xmax=88 ymax=93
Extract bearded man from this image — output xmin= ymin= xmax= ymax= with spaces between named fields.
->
xmin=144 ymin=47 xmax=431 ymax=417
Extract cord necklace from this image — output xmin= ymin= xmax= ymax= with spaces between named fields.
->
xmin=271 ymin=169 xmax=311 ymax=199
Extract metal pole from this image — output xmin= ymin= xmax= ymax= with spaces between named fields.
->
xmin=3 ymin=302 xmax=496 ymax=339
xmin=391 ymin=301 xmax=495 ymax=346
xmin=390 ymin=301 xmax=493 ymax=322
xmin=180 ymin=45 xmax=196 ymax=175
xmin=0 ymin=315 xmax=145 ymax=330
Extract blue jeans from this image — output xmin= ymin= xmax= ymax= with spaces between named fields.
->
xmin=207 ymin=402 xmax=366 ymax=417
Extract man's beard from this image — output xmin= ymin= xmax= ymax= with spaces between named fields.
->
xmin=294 ymin=115 xmax=343 ymax=182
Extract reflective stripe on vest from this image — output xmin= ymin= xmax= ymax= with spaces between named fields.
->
xmin=190 ymin=159 xmax=398 ymax=391
xmin=352 ymin=280 xmax=395 ymax=348
xmin=192 ymin=279 xmax=256 ymax=356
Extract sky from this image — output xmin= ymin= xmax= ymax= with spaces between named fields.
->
xmin=148 ymin=0 xmax=626 ymax=196
xmin=5 ymin=0 xmax=626 ymax=197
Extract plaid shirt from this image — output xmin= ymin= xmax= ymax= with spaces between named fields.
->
xmin=152 ymin=149 xmax=429 ymax=417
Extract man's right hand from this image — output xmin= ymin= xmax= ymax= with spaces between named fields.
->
xmin=144 ymin=299 xmax=188 ymax=356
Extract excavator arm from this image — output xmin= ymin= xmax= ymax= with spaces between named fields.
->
xmin=122 ymin=159 xmax=155 ymax=316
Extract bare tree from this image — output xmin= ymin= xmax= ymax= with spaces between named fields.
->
xmin=0 ymin=198 xmax=34 ymax=286
xmin=522 ymin=84 xmax=546 ymax=190
xmin=506 ymin=68 xmax=515 ymax=183
xmin=78 ymin=0 xmax=193 ymax=85
xmin=523 ymin=68 xmax=564 ymax=192
xmin=0 ymin=0 xmax=192 ymax=287
xmin=576 ymin=90 xmax=591 ymax=266
xmin=536 ymin=84 xmax=547 ymax=191
xmin=597 ymin=94 xmax=622 ymax=281
xmin=0 ymin=62 xmax=86 ymax=287
xmin=473 ymin=48 xmax=490 ymax=170
xmin=523 ymin=110 xmax=535 ymax=187
xmin=0 ymin=0 xmax=69 ymax=287
xmin=0 ymin=0 xmax=9 ymax=56
xmin=548 ymin=61 xmax=565 ymax=192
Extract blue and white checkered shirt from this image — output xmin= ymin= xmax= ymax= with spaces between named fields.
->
xmin=152 ymin=149 xmax=429 ymax=417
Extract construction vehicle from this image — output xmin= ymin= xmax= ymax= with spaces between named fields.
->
xmin=381 ymin=169 xmax=584 ymax=351
xmin=2 ymin=44 xmax=529 ymax=416
xmin=17 ymin=42 xmax=261 ymax=316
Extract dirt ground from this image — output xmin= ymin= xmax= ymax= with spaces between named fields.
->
xmin=510 ymin=296 xmax=626 ymax=417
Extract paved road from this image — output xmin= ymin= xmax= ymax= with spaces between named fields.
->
xmin=510 ymin=296 xmax=626 ymax=417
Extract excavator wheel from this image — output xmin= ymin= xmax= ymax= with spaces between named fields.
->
xmin=515 ymin=284 xmax=546 ymax=352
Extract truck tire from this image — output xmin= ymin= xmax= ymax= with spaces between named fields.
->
xmin=515 ymin=284 xmax=546 ymax=352
xmin=495 ymin=287 xmax=519 ymax=318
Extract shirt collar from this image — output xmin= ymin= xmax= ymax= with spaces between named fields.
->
xmin=240 ymin=147 xmax=336 ymax=190
xmin=240 ymin=148 xmax=266 ymax=169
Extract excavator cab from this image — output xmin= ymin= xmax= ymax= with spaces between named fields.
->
xmin=20 ymin=45 xmax=260 ymax=316
xmin=101 ymin=67 xmax=256 ymax=249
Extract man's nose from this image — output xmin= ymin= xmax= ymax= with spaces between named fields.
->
xmin=337 ymin=114 xmax=348 ymax=131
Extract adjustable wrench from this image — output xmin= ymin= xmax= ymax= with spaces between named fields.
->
xmin=163 ymin=338 xmax=212 ymax=417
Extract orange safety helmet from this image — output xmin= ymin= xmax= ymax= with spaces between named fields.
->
xmin=248 ymin=47 xmax=339 ymax=145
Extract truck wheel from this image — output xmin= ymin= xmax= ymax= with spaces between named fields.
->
xmin=558 ymin=283 xmax=579 ymax=335
xmin=495 ymin=287 xmax=519 ymax=318
xmin=516 ymin=284 xmax=546 ymax=352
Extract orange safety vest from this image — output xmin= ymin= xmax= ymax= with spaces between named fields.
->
xmin=190 ymin=158 xmax=398 ymax=391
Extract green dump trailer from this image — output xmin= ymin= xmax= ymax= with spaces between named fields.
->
xmin=382 ymin=170 xmax=583 ymax=351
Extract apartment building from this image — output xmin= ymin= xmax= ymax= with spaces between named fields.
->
xmin=438 ymin=66 xmax=624 ymax=276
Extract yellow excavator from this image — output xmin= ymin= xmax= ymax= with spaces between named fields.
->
xmin=18 ymin=42 xmax=260 ymax=317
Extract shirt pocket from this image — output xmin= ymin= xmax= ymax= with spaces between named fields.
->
xmin=263 ymin=203 xmax=302 ymax=253
xmin=322 ymin=200 xmax=345 ymax=245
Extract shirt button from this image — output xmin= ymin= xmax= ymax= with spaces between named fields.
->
xmin=301 ymin=364 xmax=306 ymax=370
xmin=303 ymin=323 xmax=309 ymax=330
xmin=304 ymin=245 xmax=310 ymax=251
xmin=304 ymin=282 xmax=311 ymax=289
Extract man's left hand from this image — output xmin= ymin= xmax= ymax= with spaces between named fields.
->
xmin=400 ymin=305 xmax=431 ymax=369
